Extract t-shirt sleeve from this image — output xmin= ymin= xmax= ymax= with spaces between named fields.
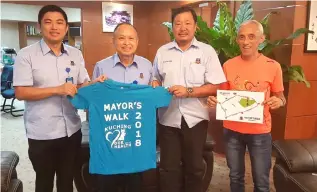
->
xmin=68 ymin=85 xmax=92 ymax=109
xmin=271 ymin=62 xmax=284 ymax=92
xmin=152 ymin=87 xmax=172 ymax=108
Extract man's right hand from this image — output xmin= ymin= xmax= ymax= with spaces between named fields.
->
xmin=207 ymin=96 xmax=218 ymax=108
xmin=56 ymin=83 xmax=78 ymax=97
xmin=151 ymin=80 xmax=161 ymax=88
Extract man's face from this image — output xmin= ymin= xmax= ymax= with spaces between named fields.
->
xmin=236 ymin=23 xmax=265 ymax=57
xmin=172 ymin=11 xmax=197 ymax=44
xmin=113 ymin=25 xmax=138 ymax=56
xmin=40 ymin=11 xmax=68 ymax=44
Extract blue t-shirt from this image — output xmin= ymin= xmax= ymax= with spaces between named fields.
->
xmin=69 ymin=79 xmax=172 ymax=175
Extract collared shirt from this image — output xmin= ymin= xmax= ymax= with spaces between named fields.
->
xmin=13 ymin=39 xmax=90 ymax=140
xmin=92 ymin=53 xmax=152 ymax=85
xmin=153 ymin=38 xmax=226 ymax=128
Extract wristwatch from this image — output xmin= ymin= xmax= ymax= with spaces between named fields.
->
xmin=186 ymin=87 xmax=193 ymax=97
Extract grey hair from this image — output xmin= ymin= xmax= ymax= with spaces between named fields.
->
xmin=238 ymin=20 xmax=264 ymax=35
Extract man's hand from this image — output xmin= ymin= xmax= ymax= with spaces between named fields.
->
xmin=151 ymin=80 xmax=161 ymax=88
xmin=168 ymin=85 xmax=188 ymax=98
xmin=93 ymin=75 xmax=107 ymax=83
xmin=56 ymin=83 xmax=78 ymax=97
xmin=207 ymin=96 xmax=218 ymax=108
xmin=263 ymin=96 xmax=283 ymax=110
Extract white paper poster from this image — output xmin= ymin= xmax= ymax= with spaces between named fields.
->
xmin=216 ymin=90 xmax=265 ymax=124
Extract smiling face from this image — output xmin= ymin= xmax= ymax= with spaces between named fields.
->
xmin=40 ymin=11 xmax=68 ymax=44
xmin=113 ymin=24 xmax=138 ymax=57
xmin=237 ymin=22 xmax=265 ymax=57
xmin=172 ymin=11 xmax=197 ymax=45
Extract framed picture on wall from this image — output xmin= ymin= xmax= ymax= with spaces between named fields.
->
xmin=305 ymin=0 xmax=317 ymax=52
xmin=102 ymin=2 xmax=133 ymax=33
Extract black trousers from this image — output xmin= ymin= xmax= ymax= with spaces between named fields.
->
xmin=97 ymin=172 xmax=142 ymax=192
xmin=28 ymin=130 xmax=82 ymax=192
xmin=159 ymin=117 xmax=208 ymax=192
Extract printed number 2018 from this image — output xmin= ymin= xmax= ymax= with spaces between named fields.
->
xmin=135 ymin=112 xmax=142 ymax=147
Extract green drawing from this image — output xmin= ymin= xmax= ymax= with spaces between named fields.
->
xmin=239 ymin=98 xmax=256 ymax=108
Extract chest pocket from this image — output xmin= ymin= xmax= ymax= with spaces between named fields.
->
xmin=136 ymin=71 xmax=151 ymax=85
xmin=187 ymin=62 xmax=206 ymax=85
xmin=31 ymin=59 xmax=57 ymax=87
xmin=160 ymin=61 xmax=174 ymax=80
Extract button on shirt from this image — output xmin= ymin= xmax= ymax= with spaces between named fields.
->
xmin=92 ymin=53 xmax=152 ymax=85
xmin=13 ymin=39 xmax=90 ymax=140
xmin=153 ymin=38 xmax=226 ymax=128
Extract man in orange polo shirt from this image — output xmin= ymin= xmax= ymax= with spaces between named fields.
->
xmin=207 ymin=20 xmax=286 ymax=192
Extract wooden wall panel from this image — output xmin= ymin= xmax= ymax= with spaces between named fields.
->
xmin=290 ymin=4 xmax=317 ymax=81
xmin=285 ymin=115 xmax=317 ymax=139
xmin=252 ymin=2 xmax=295 ymax=66
xmin=291 ymin=45 xmax=317 ymax=81
xmin=285 ymin=1 xmax=317 ymax=139
xmin=254 ymin=8 xmax=295 ymax=42
xmin=145 ymin=1 xmax=190 ymax=62
xmin=287 ymin=81 xmax=317 ymax=116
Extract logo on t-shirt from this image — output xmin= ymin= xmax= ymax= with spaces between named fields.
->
xmin=106 ymin=128 xmax=131 ymax=149
xmin=104 ymin=102 xmax=143 ymax=149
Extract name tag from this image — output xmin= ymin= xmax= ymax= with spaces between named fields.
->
xmin=66 ymin=77 xmax=74 ymax=84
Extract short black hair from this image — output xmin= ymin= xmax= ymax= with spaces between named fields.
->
xmin=113 ymin=22 xmax=137 ymax=33
xmin=38 ymin=5 xmax=68 ymax=25
xmin=171 ymin=6 xmax=197 ymax=24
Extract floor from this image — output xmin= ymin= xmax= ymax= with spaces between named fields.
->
xmin=0 ymin=98 xmax=275 ymax=192
xmin=209 ymin=153 xmax=276 ymax=192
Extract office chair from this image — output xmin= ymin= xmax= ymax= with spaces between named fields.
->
xmin=1 ymin=65 xmax=24 ymax=117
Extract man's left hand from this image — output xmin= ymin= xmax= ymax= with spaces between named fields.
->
xmin=93 ymin=75 xmax=107 ymax=83
xmin=168 ymin=85 xmax=188 ymax=98
xmin=263 ymin=96 xmax=283 ymax=110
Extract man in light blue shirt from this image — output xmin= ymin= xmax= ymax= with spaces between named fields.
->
xmin=92 ymin=23 xmax=152 ymax=192
xmin=151 ymin=7 xmax=226 ymax=192
xmin=13 ymin=5 xmax=104 ymax=192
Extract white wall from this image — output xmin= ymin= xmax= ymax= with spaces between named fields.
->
xmin=1 ymin=3 xmax=81 ymax=23
xmin=0 ymin=21 xmax=20 ymax=51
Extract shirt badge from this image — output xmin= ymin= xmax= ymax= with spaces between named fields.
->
xmin=70 ymin=61 xmax=75 ymax=66
xmin=195 ymin=58 xmax=201 ymax=64
xmin=140 ymin=73 xmax=144 ymax=79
